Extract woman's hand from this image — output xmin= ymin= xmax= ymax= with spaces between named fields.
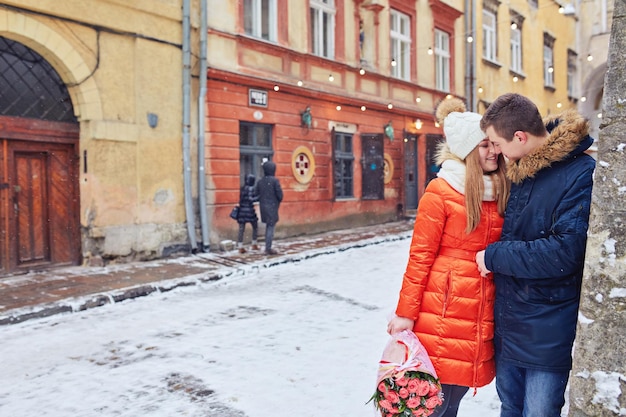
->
xmin=387 ymin=316 xmax=415 ymax=335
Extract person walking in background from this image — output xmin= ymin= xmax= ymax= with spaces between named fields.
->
xmin=475 ymin=93 xmax=595 ymax=417
xmin=236 ymin=174 xmax=259 ymax=254
xmin=255 ymin=160 xmax=283 ymax=255
xmin=387 ymin=98 xmax=510 ymax=417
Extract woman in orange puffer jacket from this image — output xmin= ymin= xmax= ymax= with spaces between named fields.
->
xmin=387 ymin=98 xmax=510 ymax=417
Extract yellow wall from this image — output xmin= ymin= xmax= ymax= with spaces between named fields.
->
xmin=475 ymin=0 xmax=577 ymax=115
xmin=0 ymin=0 xmax=197 ymax=261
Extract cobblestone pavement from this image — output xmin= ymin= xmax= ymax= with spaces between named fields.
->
xmin=0 ymin=220 xmax=414 ymax=325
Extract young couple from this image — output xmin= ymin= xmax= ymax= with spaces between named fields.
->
xmin=387 ymin=93 xmax=595 ymax=417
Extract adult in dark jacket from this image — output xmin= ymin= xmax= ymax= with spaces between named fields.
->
xmin=255 ymin=161 xmax=283 ymax=255
xmin=236 ymin=174 xmax=259 ymax=253
xmin=476 ymin=93 xmax=595 ymax=417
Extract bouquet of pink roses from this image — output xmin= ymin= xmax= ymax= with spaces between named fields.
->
xmin=369 ymin=330 xmax=443 ymax=417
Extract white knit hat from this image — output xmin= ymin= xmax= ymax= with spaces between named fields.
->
xmin=443 ymin=111 xmax=485 ymax=160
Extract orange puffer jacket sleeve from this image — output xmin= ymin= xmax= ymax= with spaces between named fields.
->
xmin=395 ymin=178 xmax=503 ymax=388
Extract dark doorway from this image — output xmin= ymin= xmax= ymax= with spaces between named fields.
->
xmin=361 ymin=134 xmax=384 ymax=200
xmin=425 ymin=134 xmax=444 ymax=189
xmin=403 ymin=133 xmax=418 ymax=210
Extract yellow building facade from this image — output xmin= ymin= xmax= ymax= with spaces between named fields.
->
xmin=471 ymin=0 xmax=579 ymax=115
xmin=0 ymin=0 xmax=201 ymax=273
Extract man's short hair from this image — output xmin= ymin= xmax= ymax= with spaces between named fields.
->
xmin=480 ymin=93 xmax=547 ymax=141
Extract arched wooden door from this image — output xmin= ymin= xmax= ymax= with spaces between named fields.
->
xmin=0 ymin=37 xmax=80 ymax=275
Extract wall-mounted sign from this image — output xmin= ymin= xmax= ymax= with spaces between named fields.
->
xmin=249 ymin=88 xmax=268 ymax=107
xmin=329 ymin=121 xmax=357 ymax=133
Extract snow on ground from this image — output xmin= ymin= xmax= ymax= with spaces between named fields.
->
xmin=0 ymin=237 xmax=504 ymax=416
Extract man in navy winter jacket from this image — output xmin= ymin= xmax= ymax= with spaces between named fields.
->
xmin=476 ymin=93 xmax=595 ymax=417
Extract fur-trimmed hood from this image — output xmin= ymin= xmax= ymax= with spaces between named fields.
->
xmin=507 ymin=109 xmax=593 ymax=183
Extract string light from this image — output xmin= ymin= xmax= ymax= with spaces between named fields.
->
xmin=387 ymin=103 xmax=393 ymax=109
xmin=478 ymin=86 xmax=484 ymax=93
xmin=415 ymin=97 xmax=421 ymax=103
xmin=273 ymin=85 xmax=280 ymax=91
xmin=427 ymin=47 xmax=433 ymax=55
xmin=336 ymin=105 xmax=341 ymax=111
xmin=511 ymin=22 xmax=518 ymax=30
xmin=391 ymin=59 xmax=397 ymax=67
xmin=297 ymin=80 xmax=303 ymax=86
xmin=467 ymin=36 xmax=474 ymax=43
xmin=587 ymin=54 xmax=594 ymax=62
xmin=359 ymin=68 xmax=366 ymax=75
xmin=361 ymin=105 xmax=366 ymax=111
xmin=328 ymin=74 xmax=334 ymax=82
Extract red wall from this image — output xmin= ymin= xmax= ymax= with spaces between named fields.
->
xmin=205 ymin=77 xmax=411 ymax=244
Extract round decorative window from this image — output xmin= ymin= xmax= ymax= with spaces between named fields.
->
xmin=291 ymin=146 xmax=316 ymax=184
xmin=383 ymin=153 xmax=394 ymax=184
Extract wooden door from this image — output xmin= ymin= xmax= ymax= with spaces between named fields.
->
xmin=0 ymin=116 xmax=80 ymax=275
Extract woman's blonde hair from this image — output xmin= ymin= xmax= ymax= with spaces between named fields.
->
xmin=463 ymin=148 xmax=510 ymax=234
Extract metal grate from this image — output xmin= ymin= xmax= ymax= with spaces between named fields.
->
xmin=0 ymin=36 xmax=76 ymax=122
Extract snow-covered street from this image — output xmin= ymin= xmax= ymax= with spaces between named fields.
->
xmin=0 ymin=238 xmax=501 ymax=416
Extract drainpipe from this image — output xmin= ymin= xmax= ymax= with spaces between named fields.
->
xmin=198 ymin=0 xmax=210 ymax=251
xmin=465 ymin=0 xmax=477 ymax=111
xmin=182 ymin=0 xmax=197 ymax=251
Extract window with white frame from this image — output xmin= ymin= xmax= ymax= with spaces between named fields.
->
xmin=310 ymin=0 xmax=335 ymax=59
xmin=510 ymin=25 xmax=522 ymax=73
xmin=567 ymin=49 xmax=577 ymax=97
xmin=482 ymin=9 xmax=497 ymax=62
xmin=390 ymin=9 xmax=411 ymax=81
xmin=244 ymin=0 xmax=277 ymax=41
xmin=543 ymin=33 xmax=555 ymax=88
xmin=434 ymin=29 xmax=450 ymax=92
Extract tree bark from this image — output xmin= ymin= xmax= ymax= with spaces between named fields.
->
xmin=569 ymin=1 xmax=626 ymax=416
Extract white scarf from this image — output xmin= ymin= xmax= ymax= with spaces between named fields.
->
xmin=437 ymin=159 xmax=495 ymax=201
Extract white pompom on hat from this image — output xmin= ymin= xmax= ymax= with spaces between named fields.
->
xmin=435 ymin=98 xmax=485 ymax=160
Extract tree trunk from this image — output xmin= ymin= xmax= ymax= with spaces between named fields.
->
xmin=569 ymin=1 xmax=626 ymax=416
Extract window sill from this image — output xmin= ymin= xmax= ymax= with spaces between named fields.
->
xmin=482 ymin=57 xmax=502 ymax=69
xmin=509 ymin=69 xmax=526 ymax=79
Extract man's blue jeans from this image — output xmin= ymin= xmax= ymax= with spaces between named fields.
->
xmin=496 ymin=360 xmax=569 ymax=417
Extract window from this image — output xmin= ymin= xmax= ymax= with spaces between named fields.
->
xmin=333 ymin=131 xmax=354 ymax=198
xmin=434 ymin=29 xmax=450 ymax=92
xmin=511 ymin=16 xmax=523 ymax=74
xmin=239 ymin=122 xmax=274 ymax=185
xmin=543 ymin=33 xmax=555 ymax=88
xmin=390 ymin=9 xmax=411 ymax=81
xmin=243 ymin=0 xmax=277 ymax=41
xmin=310 ymin=0 xmax=335 ymax=59
xmin=567 ymin=49 xmax=577 ymax=98
xmin=482 ymin=9 xmax=497 ymax=62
